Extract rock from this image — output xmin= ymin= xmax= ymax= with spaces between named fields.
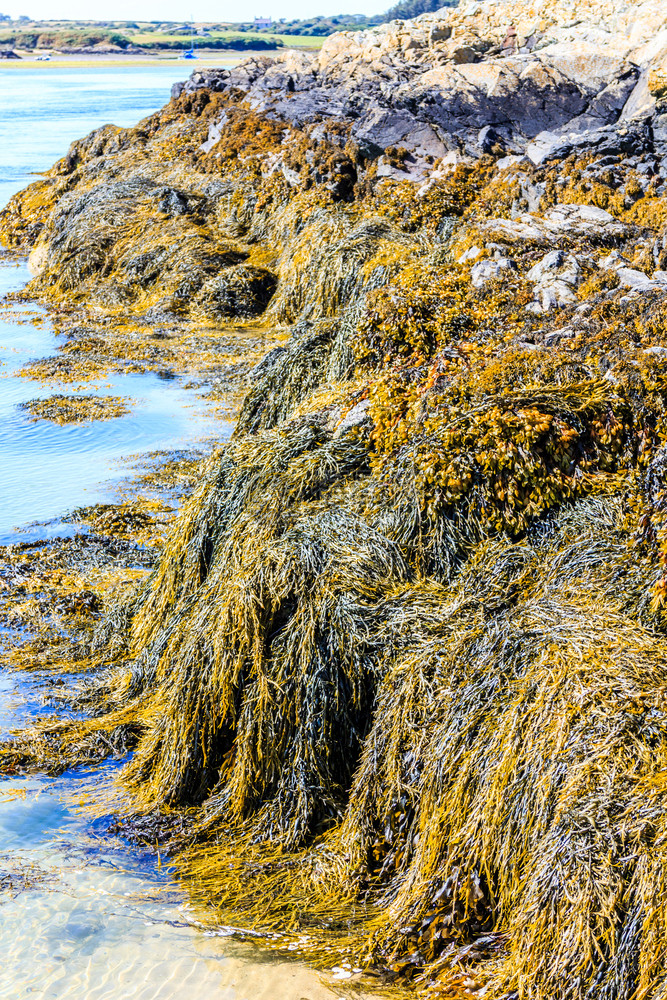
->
xmin=334 ymin=399 xmax=372 ymax=438
xmin=599 ymin=250 xmax=632 ymax=270
xmin=478 ymin=203 xmax=627 ymax=248
xmin=478 ymin=125 xmax=506 ymax=154
xmin=526 ymin=249 xmax=588 ymax=313
xmin=526 ymin=131 xmax=572 ymax=166
xmin=528 ymin=280 xmax=579 ymax=313
xmin=496 ymin=154 xmax=528 ymax=171
xmin=519 ymin=178 xmax=546 ymax=213
xmin=471 ymin=257 xmax=517 ymax=288
xmin=459 ymin=245 xmax=484 ymax=263
xmin=599 ymin=250 xmax=662 ymax=290
xmin=545 ymin=204 xmax=617 ymax=228
xmin=27 ymin=245 xmax=48 ymax=277
xmin=351 ymin=108 xmax=449 ymax=168
xmin=173 ymin=0 xmax=667 ymax=178
xmin=526 ymin=250 xmax=581 ymax=284
xmin=615 ymin=267 xmax=657 ymax=291
xmin=545 ymin=326 xmax=576 ymax=346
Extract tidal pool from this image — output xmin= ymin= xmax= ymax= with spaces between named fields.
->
xmin=0 ymin=263 xmax=223 ymax=543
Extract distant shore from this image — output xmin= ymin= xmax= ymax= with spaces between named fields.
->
xmin=0 ymin=50 xmax=282 ymax=68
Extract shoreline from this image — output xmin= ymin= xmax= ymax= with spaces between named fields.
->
xmin=3 ymin=1 xmax=667 ymax=995
xmin=0 ymin=51 xmax=282 ymax=68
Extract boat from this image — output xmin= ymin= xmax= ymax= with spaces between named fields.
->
xmin=181 ymin=21 xmax=198 ymax=59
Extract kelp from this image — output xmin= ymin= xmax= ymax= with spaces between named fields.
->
xmin=35 ymin=310 xmax=667 ymax=997
xmin=6 ymin=79 xmax=667 ymax=1000
xmin=21 ymin=393 xmax=131 ymax=424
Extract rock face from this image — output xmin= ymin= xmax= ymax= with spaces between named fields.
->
xmin=175 ymin=0 xmax=667 ymax=175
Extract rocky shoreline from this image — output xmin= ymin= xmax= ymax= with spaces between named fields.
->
xmin=4 ymin=1 xmax=667 ymax=996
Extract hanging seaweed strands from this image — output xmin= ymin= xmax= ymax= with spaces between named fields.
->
xmin=3 ymin=0 xmax=667 ymax=996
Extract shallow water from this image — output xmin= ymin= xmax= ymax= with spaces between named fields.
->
xmin=0 ymin=766 xmax=349 ymax=1000
xmin=0 ymin=66 xmax=232 ymax=541
xmin=0 ymin=263 xmax=221 ymax=542
xmin=0 ymin=66 xmax=354 ymax=1000
xmin=0 ymin=65 xmax=205 ymax=207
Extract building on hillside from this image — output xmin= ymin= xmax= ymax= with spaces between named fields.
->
xmin=254 ymin=16 xmax=272 ymax=28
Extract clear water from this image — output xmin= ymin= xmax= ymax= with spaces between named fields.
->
xmin=0 ymin=770 xmax=346 ymax=1000
xmin=0 ymin=68 xmax=227 ymax=541
xmin=0 ymin=66 xmax=197 ymax=207
xmin=0 ymin=67 xmax=349 ymax=1000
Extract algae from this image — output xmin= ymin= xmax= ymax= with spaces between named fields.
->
xmin=4 ymin=69 xmax=667 ymax=1000
xmin=21 ymin=394 xmax=132 ymax=424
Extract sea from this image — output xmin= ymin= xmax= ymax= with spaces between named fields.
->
xmin=0 ymin=65 xmax=220 ymax=543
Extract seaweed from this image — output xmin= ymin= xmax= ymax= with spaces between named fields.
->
xmin=5 ymin=74 xmax=667 ymax=1000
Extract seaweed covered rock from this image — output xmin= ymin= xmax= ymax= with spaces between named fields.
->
xmin=7 ymin=1 xmax=667 ymax=998
xmin=196 ymin=265 xmax=277 ymax=319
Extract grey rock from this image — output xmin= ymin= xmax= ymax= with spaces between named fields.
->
xmin=496 ymin=154 xmax=528 ymax=171
xmin=478 ymin=203 xmax=627 ymax=249
xmin=458 ymin=244 xmax=483 ymax=263
xmin=615 ymin=267 xmax=659 ymax=291
xmin=334 ymin=398 xmax=372 ymax=438
xmin=351 ymin=108 xmax=448 ymax=161
xmin=526 ymin=131 xmax=572 ymax=166
xmin=528 ymin=279 xmax=579 ymax=313
xmin=471 ymin=257 xmax=517 ymax=288
xmin=169 ymin=4 xmax=667 ymax=185
xmin=545 ymin=326 xmax=576 ymax=346
xmin=526 ymin=250 xmax=586 ymax=312
xmin=526 ymin=250 xmax=582 ymax=285
xmin=599 ymin=250 xmax=632 ymax=270
xmin=478 ymin=125 xmax=505 ymax=153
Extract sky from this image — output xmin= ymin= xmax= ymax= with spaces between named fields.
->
xmin=2 ymin=0 xmax=389 ymax=21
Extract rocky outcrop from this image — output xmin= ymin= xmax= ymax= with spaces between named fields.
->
xmin=175 ymin=0 xmax=667 ymax=179
xmin=8 ymin=11 xmax=667 ymax=998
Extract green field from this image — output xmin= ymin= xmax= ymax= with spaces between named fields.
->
xmin=0 ymin=22 xmax=325 ymax=54
xmin=126 ymin=30 xmax=324 ymax=49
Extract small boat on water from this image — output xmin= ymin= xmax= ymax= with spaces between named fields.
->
xmin=181 ymin=22 xmax=198 ymax=59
